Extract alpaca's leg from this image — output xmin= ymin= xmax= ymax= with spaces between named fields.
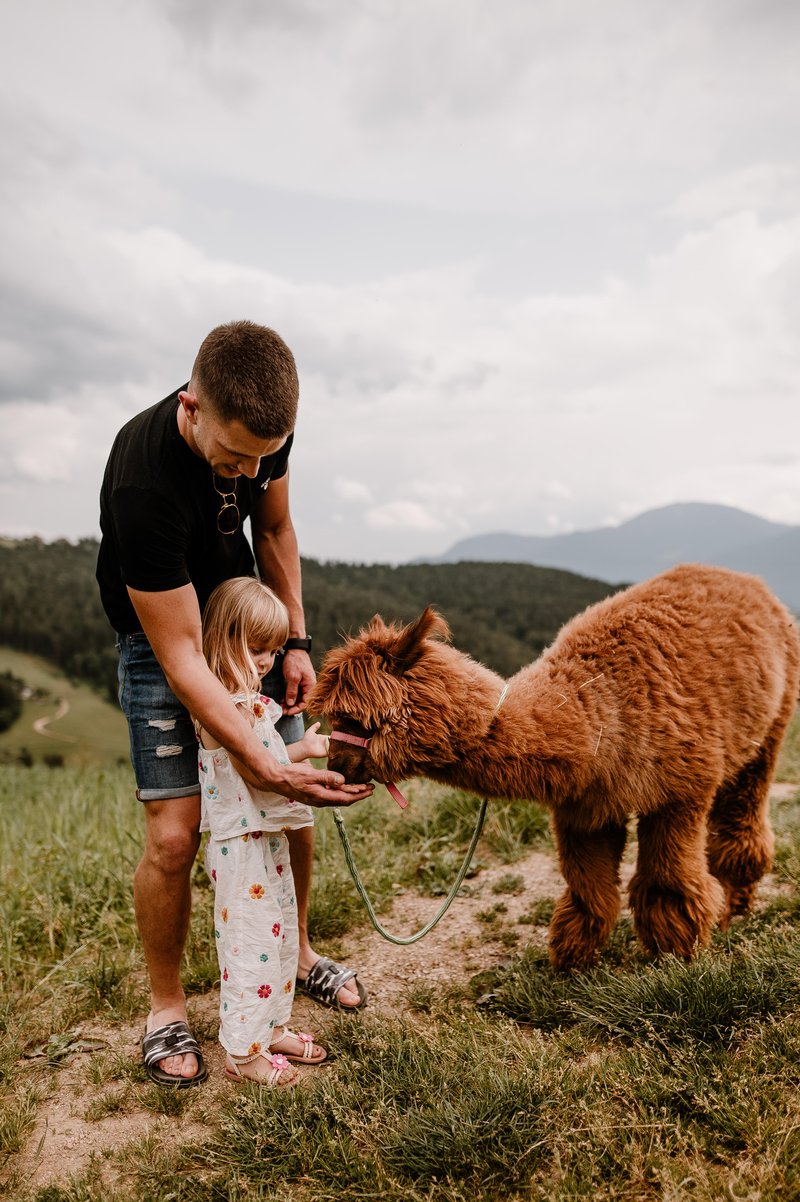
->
xmin=706 ymin=729 xmax=782 ymax=926
xmin=630 ymin=798 xmax=725 ymax=959
xmin=548 ymin=815 xmax=627 ymax=972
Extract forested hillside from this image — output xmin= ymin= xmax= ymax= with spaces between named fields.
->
xmin=0 ymin=537 xmax=619 ymax=700
xmin=0 ymin=538 xmax=120 ymax=701
xmin=300 ymin=558 xmax=618 ymax=676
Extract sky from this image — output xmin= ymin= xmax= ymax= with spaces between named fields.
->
xmin=1 ymin=0 xmax=799 ymax=564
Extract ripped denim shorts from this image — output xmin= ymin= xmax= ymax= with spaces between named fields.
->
xmin=116 ymin=631 xmax=199 ymax=802
xmin=115 ymin=631 xmax=305 ymax=802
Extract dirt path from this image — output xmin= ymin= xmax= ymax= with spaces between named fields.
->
xmin=32 ymin=697 xmax=77 ymax=743
xmin=11 ymin=779 xmax=800 ymax=1194
xmin=339 ymin=845 xmax=564 ymax=1007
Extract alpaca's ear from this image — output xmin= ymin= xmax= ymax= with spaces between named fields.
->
xmin=310 ymin=642 xmax=404 ymax=723
xmin=390 ymin=606 xmax=450 ymax=669
xmin=366 ymin=614 xmax=388 ymax=636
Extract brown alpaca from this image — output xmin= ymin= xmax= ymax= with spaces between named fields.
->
xmin=309 ymin=565 xmax=800 ymax=971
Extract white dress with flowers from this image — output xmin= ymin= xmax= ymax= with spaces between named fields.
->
xmin=199 ymin=693 xmax=313 ymax=1058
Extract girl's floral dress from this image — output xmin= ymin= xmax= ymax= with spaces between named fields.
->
xmin=198 ymin=694 xmax=313 ymax=1058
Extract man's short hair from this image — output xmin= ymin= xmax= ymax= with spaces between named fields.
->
xmin=191 ymin=320 xmax=299 ymax=438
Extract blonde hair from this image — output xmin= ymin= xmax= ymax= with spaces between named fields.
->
xmin=202 ymin=577 xmax=290 ymax=697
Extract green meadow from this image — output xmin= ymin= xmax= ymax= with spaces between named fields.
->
xmin=0 ymin=650 xmax=799 ymax=1199
xmin=0 ymin=649 xmax=129 ymax=768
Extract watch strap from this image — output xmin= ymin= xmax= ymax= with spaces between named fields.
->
xmin=284 ymin=636 xmax=312 ymax=653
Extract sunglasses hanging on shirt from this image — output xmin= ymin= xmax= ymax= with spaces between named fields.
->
xmin=212 ymin=472 xmax=240 ymax=535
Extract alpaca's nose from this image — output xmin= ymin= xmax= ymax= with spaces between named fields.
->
xmin=327 ymin=745 xmax=373 ymax=785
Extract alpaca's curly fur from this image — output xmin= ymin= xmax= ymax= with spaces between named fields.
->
xmin=309 ymin=565 xmax=800 ymax=970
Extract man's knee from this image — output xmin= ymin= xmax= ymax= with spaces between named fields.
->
xmin=142 ymin=798 xmax=201 ymax=875
xmin=146 ymin=827 xmax=200 ymax=875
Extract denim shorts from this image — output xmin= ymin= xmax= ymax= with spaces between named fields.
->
xmin=116 ymin=632 xmax=304 ymax=803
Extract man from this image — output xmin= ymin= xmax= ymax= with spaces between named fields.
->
xmin=97 ymin=321 xmax=372 ymax=1086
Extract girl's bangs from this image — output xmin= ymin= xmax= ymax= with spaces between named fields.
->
xmin=250 ymin=608 xmax=289 ymax=649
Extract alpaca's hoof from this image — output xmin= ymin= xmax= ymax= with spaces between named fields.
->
xmin=719 ymin=881 xmax=758 ymax=929
xmin=548 ymin=892 xmax=616 ymax=972
xmin=631 ymin=877 xmax=724 ymax=958
xmin=708 ymin=836 xmax=773 ymax=891
xmin=547 ymin=942 xmax=602 ymax=974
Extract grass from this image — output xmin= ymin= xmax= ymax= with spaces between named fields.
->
xmin=777 ymin=706 xmax=800 ymax=780
xmin=55 ymin=1004 xmax=800 ymax=1201
xmin=486 ymin=929 xmax=800 ymax=1039
xmin=773 ymin=787 xmax=800 ymax=895
xmin=492 ymin=872 xmax=526 ymax=895
xmin=0 ymin=714 xmax=799 ymax=1199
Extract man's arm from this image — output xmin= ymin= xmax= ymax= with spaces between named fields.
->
xmin=251 ymin=471 xmax=314 ymax=714
xmin=127 ymin=583 xmax=371 ymax=807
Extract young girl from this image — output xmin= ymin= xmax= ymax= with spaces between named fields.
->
xmin=198 ymin=577 xmax=329 ymax=1086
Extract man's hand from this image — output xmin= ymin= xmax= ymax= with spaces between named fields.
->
xmin=259 ymin=760 xmax=374 ymax=808
xmin=282 ymin=648 xmax=315 ymax=715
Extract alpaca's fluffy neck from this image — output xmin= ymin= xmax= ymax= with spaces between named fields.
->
xmin=418 ymin=649 xmax=580 ymax=806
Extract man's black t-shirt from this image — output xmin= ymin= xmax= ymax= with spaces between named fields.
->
xmin=97 ymin=386 xmax=293 ymax=633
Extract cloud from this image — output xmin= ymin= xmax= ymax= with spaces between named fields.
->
xmin=7 ymin=0 xmax=800 ymax=222
xmin=2 ymin=403 xmax=80 ymax=483
xmin=2 ymin=0 xmax=800 ymax=563
xmin=0 ymin=378 xmax=155 ymax=538
xmin=4 ymin=199 xmax=800 ymax=560
xmin=365 ymin=500 xmax=446 ymax=532
xmin=160 ymin=0 xmax=328 ymax=43
xmin=668 ymin=164 xmax=800 ymax=224
xmin=0 ymin=94 xmax=185 ymax=404
xmin=334 ymin=476 xmax=373 ymax=504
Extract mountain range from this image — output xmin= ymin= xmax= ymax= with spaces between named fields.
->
xmin=424 ymin=503 xmax=800 ymax=612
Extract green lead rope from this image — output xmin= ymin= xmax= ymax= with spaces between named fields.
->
xmin=331 ymin=683 xmax=507 ymax=945
xmin=332 ymin=797 xmax=489 ymax=946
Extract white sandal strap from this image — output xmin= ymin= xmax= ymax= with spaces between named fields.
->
xmin=227 ymin=1050 xmax=292 ymax=1083
xmin=275 ymin=1026 xmax=317 ymax=1059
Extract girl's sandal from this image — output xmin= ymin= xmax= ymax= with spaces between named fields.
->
xmin=269 ymin=1026 xmax=327 ymax=1065
xmin=225 ymin=1051 xmax=297 ymax=1087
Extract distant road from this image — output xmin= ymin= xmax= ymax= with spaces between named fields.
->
xmin=33 ymin=698 xmax=77 ymax=743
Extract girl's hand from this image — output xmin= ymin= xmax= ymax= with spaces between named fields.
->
xmin=299 ymin=721 xmax=330 ymax=760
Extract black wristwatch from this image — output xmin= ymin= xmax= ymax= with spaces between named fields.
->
xmin=283 ymin=636 xmax=312 ymax=653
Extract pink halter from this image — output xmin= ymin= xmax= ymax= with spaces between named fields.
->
xmin=329 ymin=730 xmax=409 ymax=809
